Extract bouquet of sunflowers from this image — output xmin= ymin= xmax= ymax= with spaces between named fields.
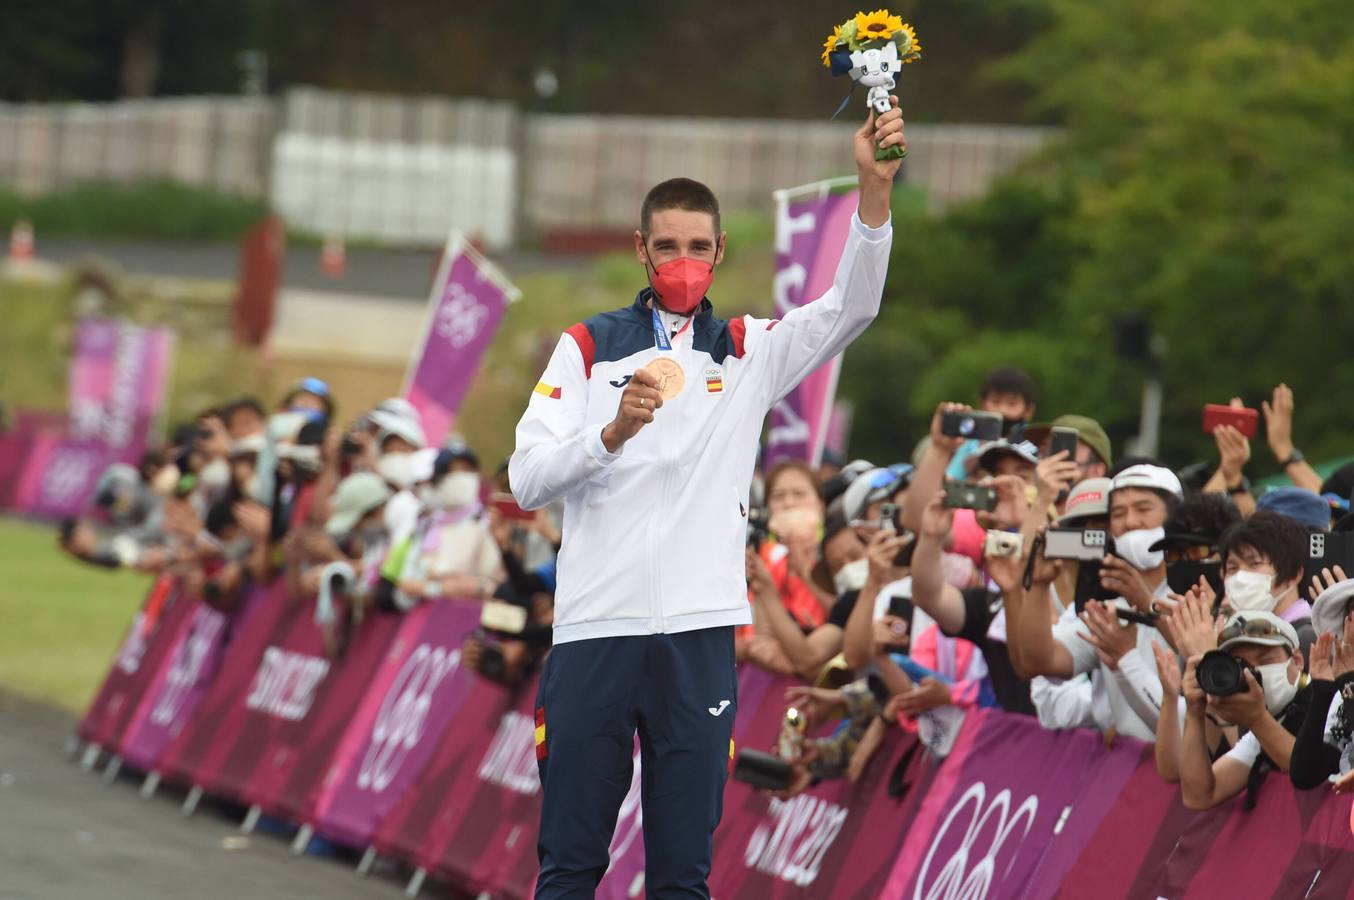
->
xmin=821 ymin=10 xmax=921 ymax=160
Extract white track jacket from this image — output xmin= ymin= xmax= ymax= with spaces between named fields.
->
xmin=510 ymin=212 xmax=892 ymax=644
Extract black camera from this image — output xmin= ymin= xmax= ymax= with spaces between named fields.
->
xmin=1196 ymin=649 xmax=1257 ymax=697
xmin=732 ymin=748 xmax=795 ymax=791
xmin=940 ymin=409 xmax=1003 ymax=442
xmin=943 ymin=482 xmax=998 ymax=512
xmin=747 ymin=506 xmax=770 ymax=549
xmin=340 ymin=435 xmax=363 ymax=458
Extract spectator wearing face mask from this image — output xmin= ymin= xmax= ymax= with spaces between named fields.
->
xmin=371 ymin=412 xmax=428 ymax=543
xmin=221 ymin=396 xmax=266 ymax=441
xmin=942 ymin=366 xmax=1038 ymax=479
xmin=744 ymin=513 xmax=867 ymax=677
xmin=1010 ymin=464 xmax=1183 ymax=741
xmin=1172 ymin=612 xmax=1309 ymax=809
xmin=755 ymin=461 xmax=836 ymax=630
xmin=1218 ymin=511 xmax=1316 ymax=653
xmin=1291 ymin=575 xmax=1354 ymax=790
xmin=394 ymin=446 xmax=504 ymax=608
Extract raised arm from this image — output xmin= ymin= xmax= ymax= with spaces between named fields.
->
xmin=841 ymin=529 xmax=912 ymax=670
xmin=1007 ymin=534 xmax=1078 ymax=680
xmin=740 ymin=101 xmax=902 ymax=405
xmin=1263 ymin=384 xmax=1323 ymax=493
xmin=900 ymin=403 xmax=969 ymax=535
xmin=910 ymin=491 xmax=968 ymax=635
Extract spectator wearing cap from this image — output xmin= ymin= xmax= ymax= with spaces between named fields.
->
xmin=1219 ymin=511 xmax=1316 ymax=653
xmin=1012 ymin=465 xmax=1183 ymax=742
xmin=283 ymin=377 xmax=335 ymax=423
xmin=1150 ymin=492 xmax=1240 ymax=599
xmin=323 ymin=472 xmax=393 ymax=563
xmin=1290 ymin=577 xmax=1354 ymax=790
xmin=944 ymin=366 xmax=1039 ymax=479
xmin=967 ymin=438 xmax=1039 ymax=487
xmin=1256 ymin=487 xmax=1331 ymax=533
xmin=1024 ymin=477 xmax=1112 ymax=732
xmin=392 ymin=446 xmax=503 ymax=608
xmin=1175 ymin=611 xmax=1309 ymax=809
xmin=1024 ymin=414 xmax=1113 ymax=482
xmin=373 ymin=412 xmax=428 ymax=543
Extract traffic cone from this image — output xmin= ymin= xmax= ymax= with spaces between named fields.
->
xmin=320 ymin=234 xmax=346 ymax=279
xmin=9 ymin=220 xmax=34 ymax=261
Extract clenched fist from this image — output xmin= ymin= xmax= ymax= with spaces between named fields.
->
xmin=601 ymin=367 xmax=665 ymax=453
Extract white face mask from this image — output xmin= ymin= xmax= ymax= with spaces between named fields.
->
xmin=377 ymin=452 xmax=416 ymax=489
xmin=1224 ymin=570 xmax=1280 ymax=613
xmin=151 ymin=465 xmax=180 ymax=496
xmin=431 ymin=472 xmax=480 ymax=511
xmin=199 ymin=457 xmax=231 ymax=492
xmin=1254 ymin=659 xmax=1298 ymax=715
xmin=1115 ymin=527 xmax=1165 ymax=571
xmin=834 ymin=558 xmax=871 ymax=595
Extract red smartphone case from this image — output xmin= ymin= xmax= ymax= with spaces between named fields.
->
xmin=1201 ymin=404 xmax=1258 ymax=438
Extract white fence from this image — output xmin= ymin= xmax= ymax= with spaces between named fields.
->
xmin=0 ymin=88 xmax=1056 ymax=247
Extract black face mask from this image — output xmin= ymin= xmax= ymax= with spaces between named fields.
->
xmin=1166 ymin=560 xmax=1223 ymax=598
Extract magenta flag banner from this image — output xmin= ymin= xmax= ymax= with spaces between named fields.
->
xmin=67 ymin=317 xmax=174 ymax=453
xmin=765 ymin=183 xmax=860 ymax=469
xmin=306 ymin=601 xmax=482 ymax=848
xmin=403 ymin=234 xmax=517 ymax=447
xmin=4 ymin=317 xmax=174 ymax=518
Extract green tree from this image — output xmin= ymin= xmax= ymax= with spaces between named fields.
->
xmin=844 ymin=0 xmax=1354 ymax=472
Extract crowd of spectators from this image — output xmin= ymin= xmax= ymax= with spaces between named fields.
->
xmin=60 ymin=378 xmax=560 ymax=685
xmin=63 ymin=366 xmax=1354 ymax=810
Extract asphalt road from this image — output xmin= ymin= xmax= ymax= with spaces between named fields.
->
xmin=0 ymin=709 xmax=415 ymax=900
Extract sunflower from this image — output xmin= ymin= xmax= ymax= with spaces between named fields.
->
xmin=821 ymin=24 xmax=844 ymax=67
xmin=854 ymin=9 xmax=904 ymax=45
xmin=896 ymin=21 xmax=922 ymax=61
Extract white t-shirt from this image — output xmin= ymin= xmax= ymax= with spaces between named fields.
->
xmin=1224 ymin=730 xmax=1264 ymax=768
xmin=1051 ymin=584 xmax=1171 ymax=743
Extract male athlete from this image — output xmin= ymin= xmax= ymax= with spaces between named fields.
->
xmin=509 ymin=99 xmax=905 ymax=898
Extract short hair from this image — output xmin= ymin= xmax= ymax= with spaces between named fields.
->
xmin=1164 ymin=492 xmax=1241 ymax=547
xmin=979 ymin=366 xmax=1037 ymax=406
xmin=1219 ymin=510 xmax=1308 ymax=586
xmin=222 ymin=396 xmax=265 ymax=424
xmin=640 ymin=178 xmax=721 ymax=239
xmin=764 ymin=459 xmax=821 ymax=503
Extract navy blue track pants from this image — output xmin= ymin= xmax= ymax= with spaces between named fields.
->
xmin=533 ymin=626 xmax=737 ymax=899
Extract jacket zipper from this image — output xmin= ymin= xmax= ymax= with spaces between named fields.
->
xmin=651 ymin=460 xmax=673 ymax=632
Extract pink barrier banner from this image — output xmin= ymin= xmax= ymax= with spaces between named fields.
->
xmin=117 ymin=594 xmax=252 ymax=773
xmin=76 ymin=577 xmax=192 ymax=749
xmin=9 ymin=435 xmax=120 ymax=520
xmin=241 ymin=606 xmax=405 ymax=820
xmin=765 ymin=184 xmax=859 ymax=469
xmin=157 ymin=581 xmax=300 ymax=790
xmin=403 ymin=235 xmax=515 ymax=448
xmin=306 ymin=601 xmax=483 ymax=848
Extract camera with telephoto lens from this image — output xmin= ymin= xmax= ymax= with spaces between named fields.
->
xmin=1196 ymin=649 xmax=1259 ymax=696
xmin=940 ymin=409 xmax=1003 ymax=442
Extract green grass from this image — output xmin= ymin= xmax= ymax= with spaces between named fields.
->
xmin=0 ymin=518 xmax=152 ymax=714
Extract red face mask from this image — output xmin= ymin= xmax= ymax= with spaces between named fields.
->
xmin=646 ymin=253 xmax=716 ymax=314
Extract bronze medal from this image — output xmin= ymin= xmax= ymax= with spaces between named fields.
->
xmin=641 ymin=357 xmax=686 ymax=401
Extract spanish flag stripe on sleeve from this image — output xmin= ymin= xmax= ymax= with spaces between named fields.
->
xmin=534 ymin=381 xmax=562 ymax=400
xmin=536 ymin=708 xmax=548 ymax=760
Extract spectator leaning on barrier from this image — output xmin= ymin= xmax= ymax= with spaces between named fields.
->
xmin=1218 ymin=510 xmax=1316 ymax=653
xmin=1011 ymin=464 xmax=1183 ymax=742
xmin=1173 ymin=611 xmax=1309 ymax=810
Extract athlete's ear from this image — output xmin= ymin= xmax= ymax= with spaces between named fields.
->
xmin=714 ymin=232 xmax=726 ymax=266
xmin=634 ymin=229 xmax=649 ymax=267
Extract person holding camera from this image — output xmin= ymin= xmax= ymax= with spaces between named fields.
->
xmin=510 ymin=104 xmax=904 ymax=898
xmin=1008 ymin=465 xmax=1183 ymax=742
xmin=1174 ymin=611 xmax=1309 ymax=810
